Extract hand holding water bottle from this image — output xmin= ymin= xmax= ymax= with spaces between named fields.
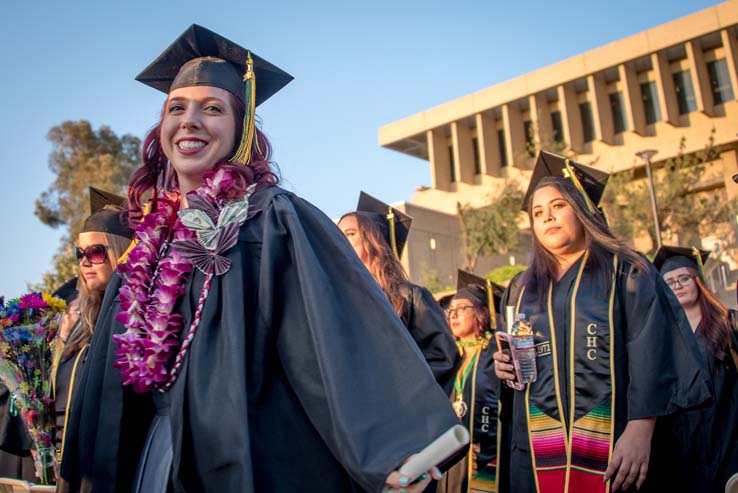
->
xmin=494 ymin=310 xmax=537 ymax=390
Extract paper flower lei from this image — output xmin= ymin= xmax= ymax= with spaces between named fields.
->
xmin=113 ymin=167 xmax=257 ymax=393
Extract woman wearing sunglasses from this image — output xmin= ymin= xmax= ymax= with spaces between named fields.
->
xmin=54 ymin=188 xmax=133 ymax=490
xmin=654 ymin=246 xmax=738 ymax=493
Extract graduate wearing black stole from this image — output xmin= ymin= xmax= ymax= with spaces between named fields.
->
xmin=653 ymin=246 xmax=738 ymax=493
xmin=60 ymin=25 xmax=461 ymax=493
xmin=437 ymin=271 xmax=503 ymax=493
xmin=493 ymin=152 xmax=712 ymax=493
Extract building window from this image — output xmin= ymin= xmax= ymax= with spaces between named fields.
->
xmin=579 ymin=102 xmax=595 ymax=143
xmin=706 ymin=58 xmax=735 ymax=105
xmin=550 ymin=111 xmax=564 ymax=143
xmin=472 ymin=137 xmax=481 ymax=175
xmin=640 ymin=81 xmax=662 ymax=124
xmin=523 ymin=120 xmax=535 ymax=157
xmin=497 ymin=129 xmax=508 ymax=167
xmin=609 ymin=91 xmax=628 ymax=134
xmin=672 ymin=70 xmax=697 ymax=115
xmin=448 ymin=145 xmax=456 ymax=182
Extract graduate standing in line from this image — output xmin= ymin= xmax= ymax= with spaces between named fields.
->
xmin=493 ymin=151 xmax=712 ymax=493
xmin=338 ymin=192 xmax=460 ymax=395
xmin=54 ymin=188 xmax=134 ymax=492
xmin=654 ymin=246 xmax=738 ymax=493
xmin=60 ymin=25 xmax=461 ymax=493
xmin=437 ymin=271 xmax=502 ymax=493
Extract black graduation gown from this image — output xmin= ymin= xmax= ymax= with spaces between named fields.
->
xmin=654 ymin=311 xmax=738 ymax=493
xmin=438 ymin=346 xmax=499 ymax=493
xmin=54 ymin=345 xmax=89 ymax=493
xmin=496 ymin=254 xmax=712 ymax=493
xmin=60 ymin=186 xmax=461 ymax=493
xmin=0 ymin=386 xmax=36 ymax=482
xmin=398 ymin=284 xmax=461 ymax=396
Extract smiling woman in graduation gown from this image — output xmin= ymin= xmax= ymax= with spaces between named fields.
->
xmin=493 ymin=152 xmax=712 ymax=493
xmin=60 ymin=25 xmax=460 ymax=493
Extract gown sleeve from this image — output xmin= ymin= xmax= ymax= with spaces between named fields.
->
xmin=619 ymin=260 xmax=713 ymax=420
xmin=403 ymin=285 xmax=461 ymax=395
xmin=59 ymin=273 xmax=154 ymax=493
xmin=259 ymin=193 xmax=462 ymax=492
xmin=0 ymin=385 xmax=32 ymax=456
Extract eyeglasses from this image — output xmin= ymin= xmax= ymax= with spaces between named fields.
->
xmin=75 ymin=244 xmax=109 ymax=264
xmin=664 ymin=274 xmax=695 ymax=289
xmin=445 ymin=305 xmax=475 ymax=319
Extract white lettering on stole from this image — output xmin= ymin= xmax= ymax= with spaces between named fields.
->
xmin=586 ymin=323 xmax=598 ymax=361
xmin=481 ymin=405 xmax=490 ymax=432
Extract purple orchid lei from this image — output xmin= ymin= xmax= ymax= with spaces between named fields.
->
xmin=112 ymin=167 xmax=247 ymax=393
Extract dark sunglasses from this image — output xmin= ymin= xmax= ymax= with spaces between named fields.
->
xmin=75 ymin=244 xmax=109 ymax=264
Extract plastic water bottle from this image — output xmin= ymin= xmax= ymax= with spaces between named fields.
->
xmin=511 ymin=314 xmax=537 ymax=384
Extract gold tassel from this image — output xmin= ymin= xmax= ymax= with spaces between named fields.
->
xmin=692 ymin=246 xmax=705 ymax=280
xmin=562 ymin=159 xmax=596 ymax=214
xmin=486 ymin=279 xmax=497 ymax=333
xmin=387 ymin=207 xmax=399 ymax=259
xmin=229 ymin=52 xmax=256 ymax=165
xmin=117 ymin=202 xmax=151 ymax=265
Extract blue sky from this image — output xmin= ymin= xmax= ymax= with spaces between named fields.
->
xmin=0 ymin=0 xmax=720 ymax=295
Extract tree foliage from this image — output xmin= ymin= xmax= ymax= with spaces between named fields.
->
xmin=601 ymin=130 xmax=734 ymax=253
xmin=457 ymin=183 xmax=525 ymax=271
xmin=35 ymin=120 xmax=140 ymax=291
xmin=486 ymin=264 xmax=527 ymax=285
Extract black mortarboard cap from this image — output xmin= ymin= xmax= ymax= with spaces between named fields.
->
xmin=653 ymin=245 xmax=710 ymax=276
xmin=135 ymin=24 xmax=293 ymax=107
xmin=82 ymin=187 xmax=135 ymax=239
xmin=454 ymin=270 xmax=504 ymax=331
xmin=52 ymin=277 xmax=79 ymax=304
xmin=356 ymin=191 xmax=413 ymax=259
xmin=455 ymin=270 xmax=503 ymax=306
xmin=522 ymin=151 xmax=610 ymax=212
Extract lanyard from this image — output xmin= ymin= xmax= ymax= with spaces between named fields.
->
xmin=454 ymin=348 xmax=480 ymax=396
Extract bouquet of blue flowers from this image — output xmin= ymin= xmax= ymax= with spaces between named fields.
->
xmin=0 ymin=292 xmax=65 ymax=484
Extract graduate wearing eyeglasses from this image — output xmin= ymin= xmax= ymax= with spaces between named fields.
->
xmin=438 ymin=271 xmax=503 ymax=493
xmin=54 ymin=187 xmax=133 ymax=492
xmin=653 ymin=246 xmax=738 ymax=493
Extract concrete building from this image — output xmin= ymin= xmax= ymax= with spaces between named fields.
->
xmin=380 ymin=2 xmax=738 ymax=290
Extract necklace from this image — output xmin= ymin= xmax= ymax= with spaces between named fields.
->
xmin=452 ymin=347 xmax=481 ymax=418
xmin=113 ymin=167 xmax=257 ymax=393
xmin=455 ymin=331 xmax=492 ymax=349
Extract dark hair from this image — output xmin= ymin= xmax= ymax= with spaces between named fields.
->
xmin=126 ymin=92 xmax=278 ymax=223
xmin=678 ymin=267 xmax=731 ymax=365
xmin=523 ymin=176 xmax=648 ymax=302
xmin=451 ymin=286 xmax=491 ymax=339
xmin=339 ymin=212 xmax=409 ymax=317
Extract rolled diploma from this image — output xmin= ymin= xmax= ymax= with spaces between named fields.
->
xmin=398 ymin=425 xmax=470 ymax=481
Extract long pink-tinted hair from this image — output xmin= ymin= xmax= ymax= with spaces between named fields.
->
xmin=126 ymin=93 xmax=279 ymax=223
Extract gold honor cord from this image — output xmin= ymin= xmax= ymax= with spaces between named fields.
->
xmin=387 ymin=207 xmax=400 ymax=259
xmin=562 ymin=159 xmax=596 ymax=214
xmin=692 ymin=246 xmax=706 ymax=280
xmin=230 ymin=52 xmax=257 ymax=165
xmin=486 ymin=279 xmax=497 ymax=332
xmin=58 ymin=344 xmax=88 ymax=465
